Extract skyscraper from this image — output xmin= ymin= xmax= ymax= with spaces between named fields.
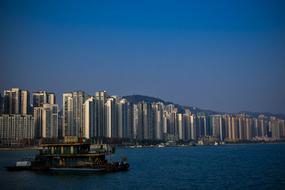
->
xmin=34 ymin=104 xmax=59 ymax=138
xmin=0 ymin=92 xmax=3 ymax=114
xmin=279 ymin=119 xmax=285 ymax=138
xmin=21 ymin=90 xmax=30 ymax=115
xmin=183 ymin=113 xmax=191 ymax=141
xmin=190 ymin=114 xmax=197 ymax=141
xmin=131 ymin=103 xmax=139 ymax=139
xmin=3 ymin=88 xmax=21 ymax=114
xmin=73 ymin=91 xmax=86 ymax=137
xmin=245 ymin=117 xmax=253 ymax=140
xmin=83 ymin=97 xmax=95 ymax=139
xmin=177 ymin=113 xmax=184 ymax=140
xmin=118 ymin=99 xmax=130 ymax=139
xmin=95 ymin=91 xmax=108 ymax=138
xmin=0 ymin=114 xmax=34 ymax=146
xmin=42 ymin=104 xmax=59 ymax=138
xmin=32 ymin=91 xmax=56 ymax=107
xmin=105 ymin=97 xmax=116 ymax=138
xmin=3 ymin=88 xmax=30 ymax=115
xmin=153 ymin=102 xmax=164 ymax=140
xmin=229 ymin=116 xmax=239 ymax=141
xmin=62 ymin=93 xmax=73 ymax=137
xmin=269 ymin=117 xmax=281 ymax=139
xmin=257 ymin=115 xmax=268 ymax=137
xmin=62 ymin=91 xmax=86 ymax=137
xmin=141 ymin=102 xmax=154 ymax=140
xmin=34 ymin=106 xmax=44 ymax=139
xmin=210 ymin=115 xmax=224 ymax=141
xmin=238 ymin=115 xmax=246 ymax=141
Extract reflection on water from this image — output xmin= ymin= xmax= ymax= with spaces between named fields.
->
xmin=1 ymin=144 xmax=285 ymax=190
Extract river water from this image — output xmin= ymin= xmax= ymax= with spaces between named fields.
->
xmin=0 ymin=144 xmax=285 ymax=190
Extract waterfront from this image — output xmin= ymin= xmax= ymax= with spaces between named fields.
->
xmin=0 ymin=144 xmax=285 ymax=190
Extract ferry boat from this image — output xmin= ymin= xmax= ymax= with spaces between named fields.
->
xmin=6 ymin=137 xmax=129 ymax=173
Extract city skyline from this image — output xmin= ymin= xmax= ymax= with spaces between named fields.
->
xmin=1 ymin=2 xmax=285 ymax=189
xmin=1 ymin=87 xmax=284 ymax=147
xmin=1 ymin=86 xmax=285 ymax=116
xmin=1 ymin=0 xmax=285 ymax=114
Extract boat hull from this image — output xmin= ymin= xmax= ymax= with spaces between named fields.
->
xmin=49 ymin=167 xmax=106 ymax=173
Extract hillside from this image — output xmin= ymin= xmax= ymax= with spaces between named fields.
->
xmin=123 ymin=95 xmax=285 ymax=119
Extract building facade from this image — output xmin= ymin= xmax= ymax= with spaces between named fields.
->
xmin=0 ymin=114 xmax=34 ymax=146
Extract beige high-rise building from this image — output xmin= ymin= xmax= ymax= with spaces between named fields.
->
xmin=177 ymin=113 xmax=183 ymax=140
xmin=32 ymin=91 xmax=56 ymax=107
xmin=62 ymin=91 xmax=86 ymax=137
xmin=152 ymin=102 xmax=164 ymax=140
xmin=190 ymin=114 xmax=197 ymax=140
xmin=0 ymin=114 xmax=34 ymax=146
xmin=21 ymin=90 xmax=30 ymax=115
xmin=34 ymin=104 xmax=59 ymax=138
xmin=83 ymin=97 xmax=95 ymax=139
xmin=245 ymin=117 xmax=253 ymax=140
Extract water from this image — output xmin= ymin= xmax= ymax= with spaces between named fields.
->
xmin=0 ymin=144 xmax=285 ymax=190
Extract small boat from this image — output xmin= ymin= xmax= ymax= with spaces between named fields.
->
xmin=6 ymin=137 xmax=129 ymax=173
xmin=158 ymin=144 xmax=165 ymax=148
xmin=6 ymin=160 xmax=32 ymax=171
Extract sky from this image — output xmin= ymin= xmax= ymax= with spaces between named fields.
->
xmin=0 ymin=0 xmax=285 ymax=114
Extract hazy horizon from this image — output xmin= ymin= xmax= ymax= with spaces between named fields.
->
xmin=1 ymin=0 xmax=285 ymax=114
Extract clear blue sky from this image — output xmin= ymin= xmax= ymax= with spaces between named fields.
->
xmin=1 ymin=0 xmax=285 ymax=114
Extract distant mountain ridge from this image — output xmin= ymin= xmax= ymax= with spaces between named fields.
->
xmin=123 ymin=95 xmax=285 ymax=120
xmin=123 ymin=95 xmax=172 ymax=105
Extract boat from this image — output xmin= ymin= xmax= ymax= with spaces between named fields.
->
xmin=6 ymin=137 xmax=129 ymax=173
xmin=6 ymin=160 xmax=33 ymax=171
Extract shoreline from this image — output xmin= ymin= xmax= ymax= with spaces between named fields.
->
xmin=0 ymin=146 xmax=39 ymax=151
xmin=1 ymin=141 xmax=285 ymax=151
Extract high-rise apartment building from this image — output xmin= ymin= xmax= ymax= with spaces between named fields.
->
xmin=0 ymin=92 xmax=3 ymax=114
xmin=177 ymin=113 xmax=184 ymax=140
xmin=34 ymin=104 xmax=59 ymax=138
xmin=190 ymin=114 xmax=197 ymax=140
xmin=21 ymin=90 xmax=30 ymax=115
xmin=62 ymin=93 xmax=73 ymax=137
xmin=32 ymin=91 xmax=56 ymax=107
xmin=105 ymin=97 xmax=116 ymax=138
xmin=34 ymin=106 xmax=44 ymax=139
xmin=210 ymin=115 xmax=224 ymax=141
xmin=118 ymin=99 xmax=130 ymax=139
xmin=142 ymin=102 xmax=154 ymax=140
xmin=279 ymin=119 xmax=285 ymax=138
xmin=270 ymin=117 xmax=279 ymax=138
xmin=42 ymin=104 xmax=59 ymax=138
xmin=131 ymin=104 xmax=139 ymax=139
xmin=245 ymin=117 xmax=253 ymax=140
xmin=83 ymin=97 xmax=95 ymax=139
xmin=3 ymin=88 xmax=30 ymax=115
xmin=95 ymin=91 xmax=108 ymax=138
xmin=0 ymin=114 xmax=34 ymax=146
xmin=62 ymin=91 xmax=86 ymax=137
xmin=183 ymin=113 xmax=191 ymax=141
xmin=153 ymin=102 xmax=164 ymax=140
xmin=229 ymin=116 xmax=239 ymax=141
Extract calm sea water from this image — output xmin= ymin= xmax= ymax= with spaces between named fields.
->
xmin=0 ymin=144 xmax=285 ymax=190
